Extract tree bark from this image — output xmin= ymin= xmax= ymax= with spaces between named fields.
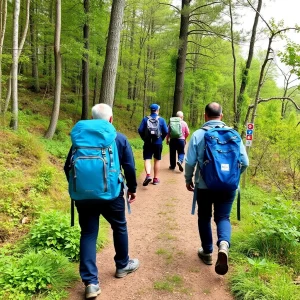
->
xmin=99 ymin=0 xmax=125 ymax=107
xmin=10 ymin=0 xmax=21 ymax=130
xmin=44 ymin=0 xmax=62 ymax=139
xmin=0 ymin=0 xmax=7 ymax=113
xmin=172 ymin=0 xmax=191 ymax=117
xmin=234 ymin=0 xmax=262 ymax=131
xmin=81 ymin=0 xmax=90 ymax=120
xmin=30 ymin=1 xmax=40 ymax=93
xmin=5 ymin=0 xmax=31 ymax=114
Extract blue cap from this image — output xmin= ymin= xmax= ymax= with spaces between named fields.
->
xmin=150 ymin=103 xmax=160 ymax=111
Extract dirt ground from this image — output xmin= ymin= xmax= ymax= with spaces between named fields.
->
xmin=68 ymin=153 xmax=234 ymax=300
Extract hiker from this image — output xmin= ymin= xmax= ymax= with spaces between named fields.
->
xmin=64 ymin=103 xmax=139 ymax=299
xmin=184 ymin=102 xmax=249 ymax=275
xmin=138 ymin=103 xmax=168 ymax=186
xmin=166 ymin=111 xmax=190 ymax=172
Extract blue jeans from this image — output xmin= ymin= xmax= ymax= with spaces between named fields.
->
xmin=75 ymin=194 xmax=129 ymax=286
xmin=196 ymin=189 xmax=236 ymax=253
xmin=169 ymin=139 xmax=185 ymax=169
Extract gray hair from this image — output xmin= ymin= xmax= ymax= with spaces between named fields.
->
xmin=176 ymin=111 xmax=183 ymax=118
xmin=91 ymin=103 xmax=113 ymax=121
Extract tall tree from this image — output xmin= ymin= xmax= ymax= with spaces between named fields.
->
xmin=10 ymin=0 xmax=21 ymax=130
xmin=99 ymin=0 xmax=125 ymax=107
xmin=81 ymin=0 xmax=90 ymax=120
xmin=172 ymin=0 xmax=191 ymax=116
xmin=234 ymin=0 xmax=262 ymax=131
xmin=44 ymin=0 xmax=61 ymax=139
xmin=0 ymin=0 xmax=7 ymax=113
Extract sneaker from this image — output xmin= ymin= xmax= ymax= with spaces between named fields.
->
xmin=143 ymin=176 xmax=152 ymax=186
xmin=215 ymin=241 xmax=229 ymax=275
xmin=152 ymin=178 xmax=160 ymax=185
xmin=198 ymin=248 xmax=213 ymax=265
xmin=177 ymin=161 xmax=184 ymax=172
xmin=115 ymin=258 xmax=140 ymax=278
xmin=85 ymin=284 xmax=101 ymax=299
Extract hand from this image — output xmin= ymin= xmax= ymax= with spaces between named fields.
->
xmin=166 ymin=139 xmax=169 ymax=145
xmin=127 ymin=191 xmax=136 ymax=203
xmin=186 ymin=182 xmax=194 ymax=192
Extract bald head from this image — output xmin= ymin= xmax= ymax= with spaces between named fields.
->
xmin=205 ymin=102 xmax=223 ymax=120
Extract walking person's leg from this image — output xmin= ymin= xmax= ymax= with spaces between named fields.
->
xmin=153 ymin=144 xmax=162 ymax=184
xmin=142 ymin=143 xmax=153 ymax=186
xmin=169 ymin=139 xmax=176 ymax=169
xmin=101 ymin=195 xmax=139 ymax=278
xmin=176 ymin=139 xmax=185 ymax=172
xmin=213 ymin=190 xmax=236 ymax=275
xmin=75 ymin=201 xmax=102 ymax=298
xmin=196 ymin=189 xmax=213 ymax=265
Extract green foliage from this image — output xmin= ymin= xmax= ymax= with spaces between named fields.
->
xmin=33 ymin=166 xmax=55 ymax=193
xmin=230 ymin=261 xmax=300 ymax=300
xmin=26 ymin=211 xmax=80 ymax=261
xmin=0 ymin=249 xmax=77 ymax=299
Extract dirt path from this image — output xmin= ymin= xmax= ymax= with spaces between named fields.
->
xmin=68 ymin=153 xmax=233 ymax=300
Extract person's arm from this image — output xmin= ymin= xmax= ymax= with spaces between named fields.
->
xmin=138 ymin=118 xmax=146 ymax=140
xmin=184 ymin=133 xmax=198 ymax=188
xmin=240 ymin=142 xmax=249 ymax=173
xmin=166 ymin=125 xmax=171 ymax=144
xmin=160 ymin=118 xmax=169 ymax=140
xmin=116 ymin=134 xmax=137 ymax=195
xmin=64 ymin=147 xmax=73 ymax=181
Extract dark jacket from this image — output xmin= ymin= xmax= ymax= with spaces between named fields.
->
xmin=138 ymin=113 xmax=168 ymax=144
xmin=64 ymin=132 xmax=137 ymax=194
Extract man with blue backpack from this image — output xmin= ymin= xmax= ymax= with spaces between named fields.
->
xmin=64 ymin=103 xmax=139 ymax=299
xmin=185 ymin=102 xmax=249 ymax=276
xmin=138 ymin=103 xmax=168 ymax=186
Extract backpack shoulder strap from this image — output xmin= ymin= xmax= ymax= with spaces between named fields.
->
xmin=202 ymin=125 xmax=212 ymax=131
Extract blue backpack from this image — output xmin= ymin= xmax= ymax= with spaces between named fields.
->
xmin=200 ymin=126 xmax=242 ymax=191
xmin=68 ymin=119 xmax=123 ymax=201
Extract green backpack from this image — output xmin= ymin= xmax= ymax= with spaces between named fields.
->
xmin=169 ymin=117 xmax=182 ymax=138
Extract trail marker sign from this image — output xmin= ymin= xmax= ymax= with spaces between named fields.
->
xmin=246 ymin=123 xmax=254 ymax=147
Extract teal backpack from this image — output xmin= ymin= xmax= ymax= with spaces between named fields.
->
xmin=169 ymin=117 xmax=182 ymax=138
xmin=68 ymin=119 xmax=123 ymax=201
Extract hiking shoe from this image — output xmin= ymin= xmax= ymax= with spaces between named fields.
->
xmin=215 ymin=241 xmax=229 ymax=275
xmin=169 ymin=166 xmax=175 ymax=170
xmin=143 ymin=176 xmax=152 ymax=186
xmin=198 ymin=248 xmax=213 ymax=265
xmin=152 ymin=178 xmax=160 ymax=185
xmin=85 ymin=284 xmax=101 ymax=299
xmin=115 ymin=258 xmax=140 ymax=278
xmin=177 ymin=161 xmax=184 ymax=172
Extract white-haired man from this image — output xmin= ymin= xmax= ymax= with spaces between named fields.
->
xmin=166 ymin=111 xmax=190 ymax=172
xmin=64 ymin=103 xmax=139 ymax=299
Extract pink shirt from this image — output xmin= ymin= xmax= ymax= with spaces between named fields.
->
xmin=166 ymin=119 xmax=190 ymax=140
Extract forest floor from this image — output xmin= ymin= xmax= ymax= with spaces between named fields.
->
xmin=68 ymin=153 xmax=233 ymax=300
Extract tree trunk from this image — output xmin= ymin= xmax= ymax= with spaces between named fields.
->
xmin=44 ymin=0 xmax=61 ymax=139
xmin=10 ymin=0 xmax=21 ymax=130
xmin=30 ymin=1 xmax=40 ymax=93
xmin=0 ymin=0 xmax=7 ymax=113
xmin=81 ymin=0 xmax=89 ymax=120
xmin=99 ymin=0 xmax=125 ymax=107
xmin=234 ymin=0 xmax=262 ymax=131
xmin=5 ymin=0 xmax=31 ymax=114
xmin=172 ymin=0 xmax=191 ymax=117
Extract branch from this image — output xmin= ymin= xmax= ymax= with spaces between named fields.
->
xmin=248 ymin=97 xmax=300 ymax=110
xmin=190 ymin=1 xmax=221 ymax=15
xmin=159 ymin=2 xmax=180 ymax=12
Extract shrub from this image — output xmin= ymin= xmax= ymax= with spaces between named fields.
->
xmin=0 ymin=249 xmax=77 ymax=299
xmin=27 ymin=211 xmax=80 ymax=261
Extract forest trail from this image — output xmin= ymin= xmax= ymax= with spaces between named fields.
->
xmin=68 ymin=153 xmax=233 ymax=300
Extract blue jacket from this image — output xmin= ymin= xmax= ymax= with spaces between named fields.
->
xmin=64 ymin=132 xmax=137 ymax=193
xmin=138 ymin=113 xmax=168 ymax=144
xmin=185 ymin=120 xmax=249 ymax=189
